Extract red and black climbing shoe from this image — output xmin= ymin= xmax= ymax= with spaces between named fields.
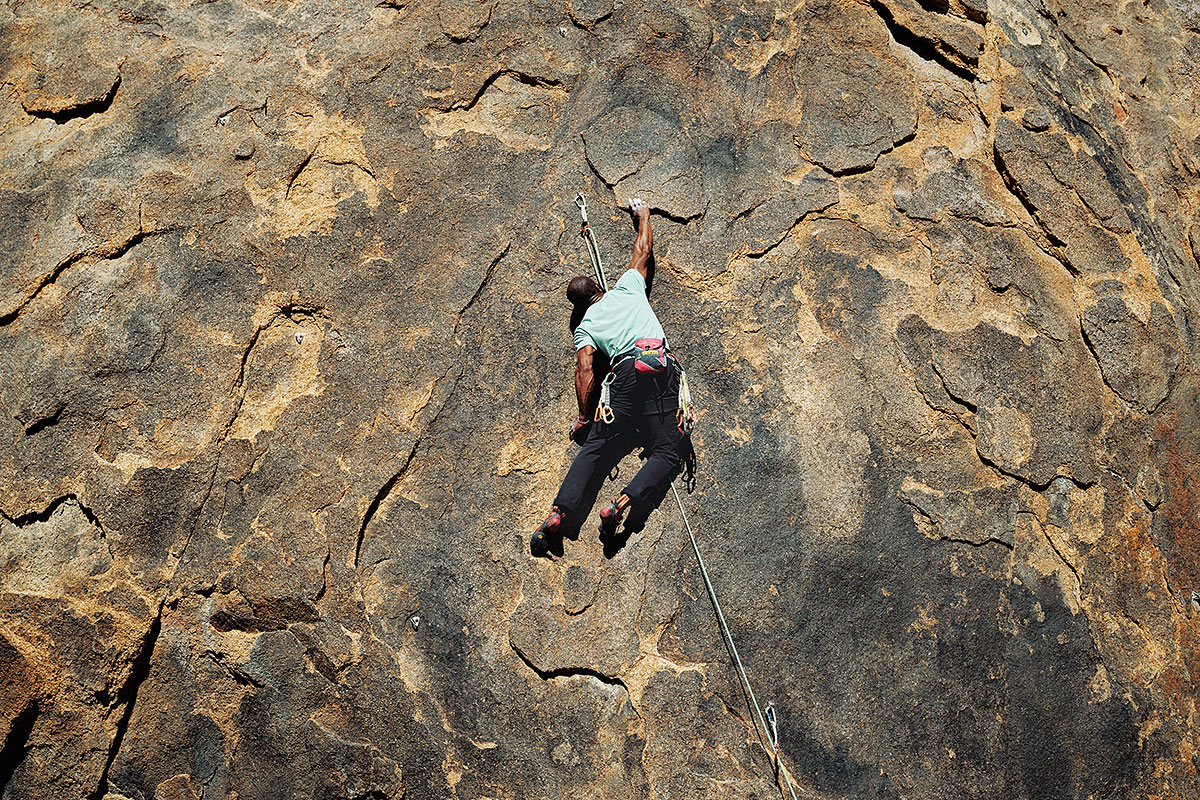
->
xmin=531 ymin=507 xmax=563 ymax=557
xmin=597 ymin=500 xmax=626 ymax=539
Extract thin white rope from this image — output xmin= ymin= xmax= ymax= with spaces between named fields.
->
xmin=670 ymin=486 xmax=802 ymax=800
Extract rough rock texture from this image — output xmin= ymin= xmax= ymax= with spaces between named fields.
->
xmin=1 ymin=0 xmax=1198 ymax=798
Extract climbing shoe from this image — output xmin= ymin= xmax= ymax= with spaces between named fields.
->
xmin=597 ymin=500 xmax=626 ymax=539
xmin=531 ymin=507 xmax=563 ymax=557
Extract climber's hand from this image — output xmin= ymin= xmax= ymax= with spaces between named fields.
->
xmin=569 ymin=417 xmax=590 ymax=443
xmin=629 ymin=197 xmax=649 ymax=229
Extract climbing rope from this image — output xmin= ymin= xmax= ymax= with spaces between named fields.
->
xmin=573 ymin=193 xmax=802 ymax=800
xmin=671 ymin=483 xmax=803 ymax=800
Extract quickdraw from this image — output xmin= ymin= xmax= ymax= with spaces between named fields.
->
xmin=575 ymin=194 xmax=608 ymax=292
xmin=676 ymin=364 xmax=696 ymax=435
xmin=595 ymin=371 xmax=616 ymax=424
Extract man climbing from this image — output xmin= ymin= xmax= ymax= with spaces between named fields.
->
xmin=532 ymin=198 xmax=691 ymax=557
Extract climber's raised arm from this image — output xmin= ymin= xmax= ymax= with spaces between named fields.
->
xmin=627 ymin=198 xmax=653 ymax=287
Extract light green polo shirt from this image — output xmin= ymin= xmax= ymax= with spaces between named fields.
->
xmin=573 ymin=269 xmax=666 ymax=357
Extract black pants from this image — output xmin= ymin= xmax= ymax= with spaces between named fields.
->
xmin=553 ymin=359 xmax=687 ymax=523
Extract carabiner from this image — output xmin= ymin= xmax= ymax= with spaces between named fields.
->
xmin=574 ymin=193 xmax=588 ymax=223
xmin=765 ymin=703 xmax=779 ymax=752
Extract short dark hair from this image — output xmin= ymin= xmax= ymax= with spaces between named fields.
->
xmin=566 ymin=275 xmax=600 ymax=306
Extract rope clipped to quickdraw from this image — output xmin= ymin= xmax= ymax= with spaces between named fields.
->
xmin=575 ymin=194 xmax=608 ymax=292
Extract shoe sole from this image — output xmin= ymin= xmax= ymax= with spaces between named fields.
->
xmin=531 ymin=513 xmax=562 ymax=556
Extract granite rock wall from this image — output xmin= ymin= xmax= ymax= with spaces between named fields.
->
xmin=1 ymin=0 xmax=1198 ymax=798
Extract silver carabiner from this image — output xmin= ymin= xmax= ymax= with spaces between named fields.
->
xmin=575 ymin=193 xmax=588 ymax=223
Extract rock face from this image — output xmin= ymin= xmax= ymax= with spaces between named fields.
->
xmin=1 ymin=0 xmax=1198 ymax=798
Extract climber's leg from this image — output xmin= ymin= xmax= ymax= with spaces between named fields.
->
xmin=621 ymin=411 xmax=685 ymax=516
xmin=551 ymin=415 xmax=634 ymax=526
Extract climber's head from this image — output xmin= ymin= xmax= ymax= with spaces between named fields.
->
xmin=566 ymin=275 xmax=602 ymax=307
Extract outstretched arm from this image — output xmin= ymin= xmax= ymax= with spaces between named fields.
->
xmin=570 ymin=345 xmax=598 ymax=441
xmin=627 ymin=198 xmax=653 ymax=289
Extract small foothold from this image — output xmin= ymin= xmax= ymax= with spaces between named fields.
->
xmin=410 ymin=614 xmax=420 ymax=630
xmin=295 ymin=331 xmax=304 ymax=344
xmin=1022 ymin=107 xmax=1050 ymax=132
xmin=559 ymin=27 xmax=567 ymax=37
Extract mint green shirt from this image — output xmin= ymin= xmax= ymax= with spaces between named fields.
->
xmin=573 ymin=269 xmax=666 ymax=356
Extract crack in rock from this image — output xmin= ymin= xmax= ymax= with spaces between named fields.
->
xmin=90 ymin=602 xmax=163 ymax=800
xmin=510 ymin=640 xmax=633 ymax=698
xmin=22 ymin=75 xmax=120 ymax=123
xmin=814 ymin=128 xmax=918 ymax=178
xmin=868 ymin=0 xmax=980 ymax=83
xmin=204 ymin=651 xmax=265 ymax=688
xmin=0 ymin=226 xmax=173 ymax=327
xmin=22 ymin=401 xmax=67 ymax=436
xmin=446 ymin=69 xmax=563 ymax=113
xmin=354 ymin=437 xmax=422 ymax=568
xmin=4 ymin=494 xmax=108 ymax=539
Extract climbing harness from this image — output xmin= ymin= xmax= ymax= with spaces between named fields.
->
xmin=572 ymin=193 xmax=800 ymax=800
xmin=594 ymin=343 xmax=689 ymax=430
xmin=575 ymin=194 xmax=608 ymax=292
xmin=592 ymin=348 xmax=692 ymax=431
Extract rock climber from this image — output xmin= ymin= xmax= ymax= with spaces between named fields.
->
xmin=532 ymin=198 xmax=691 ymax=557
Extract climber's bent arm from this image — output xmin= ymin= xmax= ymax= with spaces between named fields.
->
xmin=575 ymin=345 xmax=597 ymax=420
